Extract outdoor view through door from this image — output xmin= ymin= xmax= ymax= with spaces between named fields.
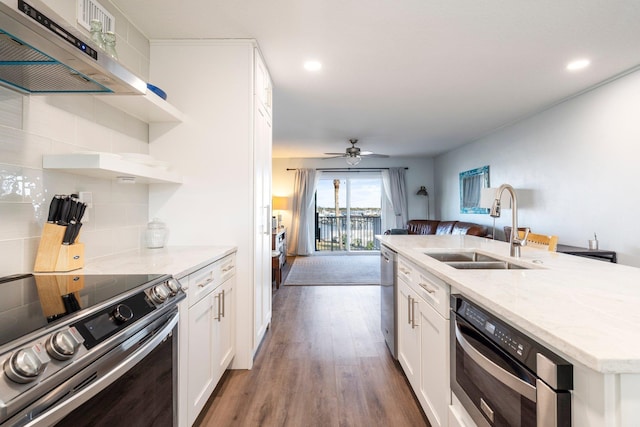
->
xmin=315 ymin=173 xmax=382 ymax=252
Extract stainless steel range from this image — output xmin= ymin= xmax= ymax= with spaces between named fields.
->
xmin=0 ymin=273 xmax=185 ymax=426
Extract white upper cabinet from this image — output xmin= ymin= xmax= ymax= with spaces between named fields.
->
xmin=254 ymin=51 xmax=273 ymax=117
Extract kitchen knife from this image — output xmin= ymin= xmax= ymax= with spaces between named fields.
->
xmin=76 ymin=203 xmax=87 ymax=222
xmin=57 ymin=196 xmax=72 ymax=226
xmin=47 ymin=195 xmax=63 ymax=223
xmin=62 ymin=219 xmax=76 ymax=245
xmin=68 ymin=198 xmax=79 ymax=222
xmin=69 ymin=222 xmax=82 ymax=244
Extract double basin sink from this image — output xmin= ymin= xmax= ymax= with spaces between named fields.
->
xmin=425 ymin=251 xmax=531 ymax=270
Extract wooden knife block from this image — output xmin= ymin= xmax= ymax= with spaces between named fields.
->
xmin=35 ymin=275 xmax=85 ymax=318
xmin=34 ymin=223 xmax=84 ymax=272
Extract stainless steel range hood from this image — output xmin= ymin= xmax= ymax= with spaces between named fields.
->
xmin=0 ymin=0 xmax=146 ymax=94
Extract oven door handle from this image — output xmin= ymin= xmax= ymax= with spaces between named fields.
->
xmin=24 ymin=311 xmax=179 ymax=427
xmin=454 ymin=319 xmax=537 ymax=402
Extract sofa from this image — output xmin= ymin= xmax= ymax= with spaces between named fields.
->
xmin=387 ymin=219 xmax=489 ymax=237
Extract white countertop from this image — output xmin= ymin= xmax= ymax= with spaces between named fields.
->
xmin=76 ymin=245 xmax=237 ymax=279
xmin=377 ymin=234 xmax=640 ymax=374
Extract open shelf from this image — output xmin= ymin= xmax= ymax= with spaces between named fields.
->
xmin=43 ymin=153 xmax=183 ymax=184
xmin=95 ymin=91 xmax=184 ymax=123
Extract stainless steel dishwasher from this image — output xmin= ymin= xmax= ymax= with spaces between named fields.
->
xmin=380 ymin=245 xmax=397 ymax=359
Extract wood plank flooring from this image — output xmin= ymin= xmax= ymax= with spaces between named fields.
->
xmin=195 ymin=278 xmax=430 ymax=427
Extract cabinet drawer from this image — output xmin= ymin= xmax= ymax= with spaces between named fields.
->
xmin=219 ymin=254 xmax=236 ymax=284
xmin=188 ymin=262 xmax=219 ymax=306
xmin=398 ymin=257 xmax=414 ymax=284
xmin=413 ymin=268 xmax=449 ymax=319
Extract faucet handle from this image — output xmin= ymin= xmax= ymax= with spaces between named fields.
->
xmin=518 ymin=227 xmax=530 ymax=246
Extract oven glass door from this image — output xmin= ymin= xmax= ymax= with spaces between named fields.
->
xmin=55 ymin=330 xmax=175 ymax=427
xmin=452 ymin=315 xmax=537 ymax=427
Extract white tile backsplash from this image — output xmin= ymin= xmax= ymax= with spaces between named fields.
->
xmin=0 ymin=239 xmax=25 ymax=276
xmin=0 ymin=86 xmax=151 ymax=275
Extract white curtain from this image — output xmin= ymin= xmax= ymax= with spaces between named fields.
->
xmin=289 ymin=168 xmax=319 ymax=255
xmin=382 ymin=167 xmax=408 ymax=228
xmin=380 ymin=171 xmax=396 ymax=232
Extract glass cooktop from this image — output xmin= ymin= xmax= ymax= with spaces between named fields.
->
xmin=0 ymin=273 xmax=166 ymax=349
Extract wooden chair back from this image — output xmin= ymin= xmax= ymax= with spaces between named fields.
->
xmin=517 ymin=230 xmax=558 ymax=252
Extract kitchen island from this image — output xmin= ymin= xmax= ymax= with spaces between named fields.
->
xmin=377 ymin=234 xmax=640 ymax=427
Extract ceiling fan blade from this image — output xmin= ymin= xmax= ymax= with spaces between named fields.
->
xmin=361 ymin=153 xmax=389 ymax=158
xmin=323 ymin=152 xmax=348 ymax=156
xmin=322 ymin=155 xmax=346 ymax=159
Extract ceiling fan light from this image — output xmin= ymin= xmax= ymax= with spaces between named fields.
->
xmin=345 ymin=155 xmax=361 ymax=166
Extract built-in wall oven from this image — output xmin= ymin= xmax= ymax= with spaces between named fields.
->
xmin=450 ymin=295 xmax=573 ymax=427
xmin=0 ymin=273 xmax=184 ymax=427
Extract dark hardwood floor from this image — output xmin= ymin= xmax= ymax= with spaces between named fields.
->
xmin=195 ymin=257 xmax=429 ymax=427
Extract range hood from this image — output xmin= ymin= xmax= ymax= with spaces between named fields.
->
xmin=0 ymin=0 xmax=146 ymax=94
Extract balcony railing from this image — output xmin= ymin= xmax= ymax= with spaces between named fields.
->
xmin=315 ymin=215 xmax=382 ymax=251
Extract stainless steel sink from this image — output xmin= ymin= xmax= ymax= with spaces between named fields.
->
xmin=425 ymin=251 xmax=531 ymax=270
xmin=445 ymin=261 xmax=528 ymax=270
xmin=425 ymin=251 xmax=501 ymax=263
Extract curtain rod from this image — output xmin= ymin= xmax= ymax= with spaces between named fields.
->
xmin=286 ymin=167 xmax=408 ymax=171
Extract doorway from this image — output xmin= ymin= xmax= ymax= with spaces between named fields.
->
xmin=315 ymin=172 xmax=382 ymax=252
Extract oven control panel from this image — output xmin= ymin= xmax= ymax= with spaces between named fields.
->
xmin=459 ymin=300 xmax=530 ymax=362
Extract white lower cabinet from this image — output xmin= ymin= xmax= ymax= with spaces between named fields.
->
xmin=397 ymin=256 xmax=450 ymax=427
xmin=188 ymin=293 xmax=216 ymax=420
xmin=398 ymin=278 xmax=421 ymax=390
xmin=417 ymin=293 xmax=449 ymax=427
xmin=178 ymin=253 xmax=236 ymax=427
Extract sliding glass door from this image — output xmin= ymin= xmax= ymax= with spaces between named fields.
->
xmin=315 ymin=172 xmax=382 ymax=252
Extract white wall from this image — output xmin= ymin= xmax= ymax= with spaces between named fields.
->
xmin=434 ymin=68 xmax=640 ymax=267
xmin=272 ymin=156 xmax=435 ymax=234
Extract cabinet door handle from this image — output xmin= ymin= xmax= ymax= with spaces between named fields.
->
xmin=265 ymin=205 xmax=271 ymax=236
xmin=214 ymin=293 xmax=221 ymax=321
xmin=411 ymin=299 xmax=418 ymax=329
xmin=407 ymin=295 xmax=412 ymax=325
xmin=221 ymin=289 xmax=226 ymax=318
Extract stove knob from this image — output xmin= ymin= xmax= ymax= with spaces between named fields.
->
xmin=112 ymin=304 xmax=134 ymax=324
xmin=165 ymin=278 xmax=181 ymax=296
xmin=46 ymin=327 xmax=85 ymax=361
xmin=148 ymin=284 xmax=170 ymax=304
xmin=4 ymin=345 xmax=51 ymax=383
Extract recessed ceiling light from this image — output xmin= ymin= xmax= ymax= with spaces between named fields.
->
xmin=566 ymin=59 xmax=590 ymax=71
xmin=304 ymin=60 xmax=322 ymax=72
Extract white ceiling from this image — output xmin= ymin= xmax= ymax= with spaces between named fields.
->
xmin=112 ymin=0 xmax=640 ymax=159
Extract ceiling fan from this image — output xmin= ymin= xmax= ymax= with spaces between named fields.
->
xmin=323 ymin=139 xmax=389 ymax=165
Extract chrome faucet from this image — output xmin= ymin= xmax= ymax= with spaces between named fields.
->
xmin=490 ymin=184 xmax=529 ymax=258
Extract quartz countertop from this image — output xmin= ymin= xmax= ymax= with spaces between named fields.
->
xmin=76 ymin=245 xmax=237 ymax=279
xmin=377 ymin=234 xmax=640 ymax=374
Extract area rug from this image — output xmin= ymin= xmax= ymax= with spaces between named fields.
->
xmin=284 ymin=255 xmax=380 ymax=286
